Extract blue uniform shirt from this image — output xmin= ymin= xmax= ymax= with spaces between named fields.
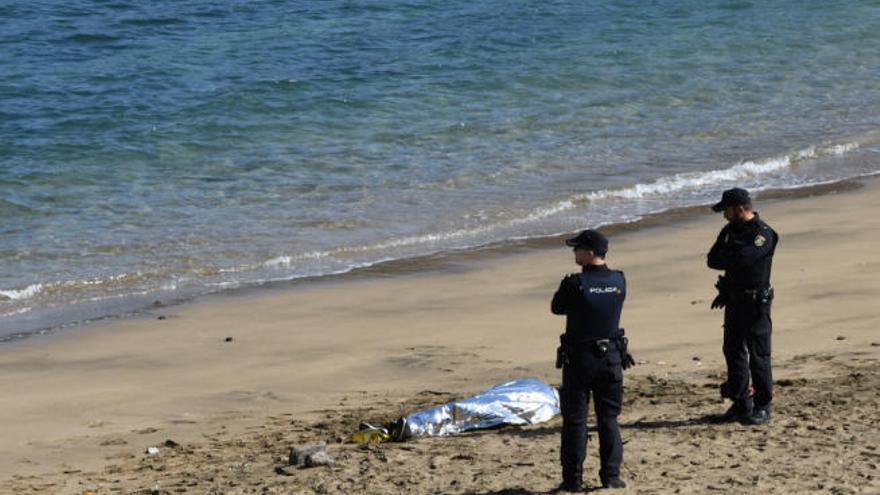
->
xmin=707 ymin=213 xmax=779 ymax=291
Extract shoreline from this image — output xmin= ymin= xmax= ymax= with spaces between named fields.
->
xmin=2 ymin=176 xmax=880 ymax=492
xmin=2 ymin=175 xmax=871 ymax=347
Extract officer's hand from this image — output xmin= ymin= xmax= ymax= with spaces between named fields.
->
xmin=710 ymin=294 xmax=726 ymax=310
xmin=622 ymin=353 xmax=636 ymax=370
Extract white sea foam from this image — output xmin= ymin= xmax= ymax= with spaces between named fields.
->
xmin=830 ymin=142 xmax=859 ymax=155
xmin=578 ymin=142 xmax=858 ymax=203
xmin=0 ymin=306 xmax=33 ymax=317
xmin=0 ymin=272 xmax=158 ymax=304
xmin=263 ymin=256 xmax=293 ymax=268
xmin=0 ymin=284 xmax=44 ymax=301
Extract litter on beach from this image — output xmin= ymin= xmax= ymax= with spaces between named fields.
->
xmin=352 ymin=377 xmax=560 ymax=444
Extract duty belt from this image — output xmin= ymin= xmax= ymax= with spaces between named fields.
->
xmin=732 ymin=287 xmax=774 ymax=303
xmin=557 ymin=331 xmax=634 ymax=369
xmin=575 ymin=337 xmax=620 ymax=355
xmin=588 ymin=338 xmax=623 ymax=359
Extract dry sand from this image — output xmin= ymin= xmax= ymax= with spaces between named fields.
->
xmin=2 ymin=179 xmax=879 ymax=494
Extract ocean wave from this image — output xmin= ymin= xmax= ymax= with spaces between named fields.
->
xmin=0 ymin=283 xmax=43 ymax=301
xmin=579 ymin=141 xmax=860 ymax=202
xmin=216 ymin=139 xmax=872 ymax=278
xmin=0 ymin=306 xmax=33 ymax=317
xmin=0 ymin=272 xmax=157 ymax=303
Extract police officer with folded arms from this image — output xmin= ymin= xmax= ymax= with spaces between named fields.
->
xmin=551 ymin=229 xmax=633 ymax=492
xmin=707 ymin=188 xmax=779 ymax=425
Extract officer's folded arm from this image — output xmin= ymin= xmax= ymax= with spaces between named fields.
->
xmin=707 ymin=246 xmax=733 ymax=270
xmin=732 ymin=237 xmax=774 ymax=267
xmin=551 ymin=275 xmax=578 ymax=315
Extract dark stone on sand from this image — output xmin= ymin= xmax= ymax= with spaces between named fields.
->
xmin=274 ymin=466 xmax=294 ymax=476
xmin=164 ymin=439 xmax=179 ymax=448
xmin=225 ymin=337 xmax=234 ymax=342
xmin=836 ymin=336 xmax=846 ymax=340
xmin=871 ymin=342 xmax=880 ymax=347
xmin=157 ymin=315 xmax=166 ymax=320
xmin=289 ymin=442 xmax=326 ymax=466
xmin=693 ymin=356 xmax=701 ymax=361
xmin=776 ymin=378 xmax=807 ymax=387
xmin=152 ymin=300 xmax=163 ymax=307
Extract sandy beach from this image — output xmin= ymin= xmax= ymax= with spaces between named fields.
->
xmin=2 ymin=179 xmax=880 ymax=494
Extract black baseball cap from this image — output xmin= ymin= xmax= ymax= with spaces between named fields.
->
xmin=711 ymin=187 xmax=751 ymax=212
xmin=565 ymin=229 xmax=608 ymax=255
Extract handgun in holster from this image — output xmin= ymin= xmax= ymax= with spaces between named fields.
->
xmin=555 ymin=333 xmax=569 ymax=369
xmin=618 ymin=328 xmax=636 ymax=370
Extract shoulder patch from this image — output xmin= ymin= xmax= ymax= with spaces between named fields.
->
xmin=754 ymin=235 xmax=766 ymax=247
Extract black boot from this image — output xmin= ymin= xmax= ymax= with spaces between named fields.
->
xmin=710 ymin=403 xmax=751 ymax=424
xmin=601 ymin=477 xmax=627 ymax=489
xmin=747 ymin=405 xmax=771 ymax=425
xmin=554 ymin=481 xmax=586 ymax=493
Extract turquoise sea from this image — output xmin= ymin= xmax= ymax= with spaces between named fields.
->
xmin=2 ymin=0 xmax=880 ymax=339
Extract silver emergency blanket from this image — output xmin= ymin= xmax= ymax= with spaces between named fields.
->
xmin=402 ymin=377 xmax=560 ymax=439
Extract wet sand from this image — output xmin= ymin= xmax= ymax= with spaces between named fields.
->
xmin=2 ymin=178 xmax=880 ymax=494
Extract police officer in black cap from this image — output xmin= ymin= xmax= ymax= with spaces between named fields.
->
xmin=707 ymin=188 xmax=779 ymax=425
xmin=551 ymin=229 xmax=632 ymax=492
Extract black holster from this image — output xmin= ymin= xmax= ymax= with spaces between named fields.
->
xmin=555 ymin=334 xmax=569 ymax=369
xmin=618 ymin=328 xmax=636 ymax=370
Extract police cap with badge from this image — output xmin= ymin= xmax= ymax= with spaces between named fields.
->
xmin=711 ymin=187 xmax=751 ymax=212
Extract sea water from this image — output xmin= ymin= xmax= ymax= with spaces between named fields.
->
xmin=2 ymin=0 xmax=880 ymax=339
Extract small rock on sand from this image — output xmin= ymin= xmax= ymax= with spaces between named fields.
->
xmin=305 ymin=450 xmax=335 ymax=467
xmin=289 ymin=442 xmax=326 ymax=466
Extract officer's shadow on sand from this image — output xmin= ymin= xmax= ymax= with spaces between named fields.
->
xmin=497 ymin=414 xmax=712 ymax=441
xmin=462 ymin=490 xmax=543 ymax=495
xmin=620 ymin=415 xmax=714 ymax=430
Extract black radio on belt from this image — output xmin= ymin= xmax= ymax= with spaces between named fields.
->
xmin=594 ymin=338 xmax=611 ymax=357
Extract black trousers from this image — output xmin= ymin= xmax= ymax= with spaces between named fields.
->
xmin=723 ymin=299 xmax=773 ymax=410
xmin=560 ymin=345 xmax=623 ymax=485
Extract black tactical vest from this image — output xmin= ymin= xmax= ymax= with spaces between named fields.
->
xmin=565 ymin=269 xmax=626 ymax=343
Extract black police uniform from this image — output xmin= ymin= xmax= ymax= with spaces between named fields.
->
xmin=707 ymin=212 xmax=778 ymax=417
xmin=551 ymin=264 xmax=626 ymax=489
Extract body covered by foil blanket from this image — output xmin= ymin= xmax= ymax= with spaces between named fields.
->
xmin=399 ymin=377 xmax=560 ymax=440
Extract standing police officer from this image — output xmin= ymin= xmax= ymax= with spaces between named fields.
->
xmin=551 ymin=229 xmax=630 ymax=492
xmin=707 ymin=188 xmax=779 ymax=425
